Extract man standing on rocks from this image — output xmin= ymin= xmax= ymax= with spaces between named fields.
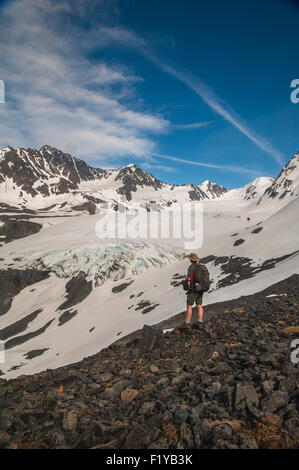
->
xmin=180 ymin=253 xmax=209 ymax=330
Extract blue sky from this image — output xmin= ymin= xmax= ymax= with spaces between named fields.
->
xmin=0 ymin=0 xmax=298 ymax=188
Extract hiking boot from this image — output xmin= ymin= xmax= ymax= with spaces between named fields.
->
xmin=179 ymin=322 xmax=191 ymax=330
xmin=193 ymin=321 xmax=202 ymax=329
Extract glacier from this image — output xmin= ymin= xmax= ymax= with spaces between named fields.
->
xmin=31 ymin=242 xmax=185 ymax=284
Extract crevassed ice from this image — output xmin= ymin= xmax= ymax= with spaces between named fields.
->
xmin=32 ymin=242 xmax=184 ymax=283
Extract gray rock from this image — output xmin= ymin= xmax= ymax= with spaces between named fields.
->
xmin=157 ymin=377 xmax=169 ymax=386
xmin=138 ymin=325 xmax=162 ymax=353
xmin=189 ymin=405 xmax=202 ymax=425
xmin=246 ymin=403 xmax=264 ymax=420
xmin=198 ymin=419 xmax=213 ymax=439
xmin=261 ymin=380 xmax=274 ymax=394
xmin=49 ymin=429 xmax=67 ymax=447
xmin=171 ymin=374 xmax=186 ymax=386
xmin=150 ymin=364 xmax=159 ymax=374
xmin=206 ymin=382 xmax=222 ymax=397
xmin=209 ymin=362 xmax=231 ymax=375
xmin=95 ymin=372 xmax=113 ymax=384
xmin=147 ymin=439 xmax=169 ymax=449
xmin=240 ymin=437 xmax=259 ymax=449
xmin=169 ymin=361 xmax=182 ymax=373
xmin=87 ymin=383 xmax=102 ymax=389
xmin=212 ymin=423 xmax=233 ymax=441
xmin=216 ymin=440 xmax=239 ymax=449
xmin=233 ymin=383 xmax=259 ymax=411
xmin=138 ymin=401 xmax=156 ymax=415
xmin=261 ymin=391 xmax=288 ymax=413
xmin=266 ymin=370 xmax=279 ymax=379
xmin=259 ymin=372 xmax=266 ymax=381
xmin=120 ymin=368 xmax=132 ymax=377
xmin=62 ymin=410 xmax=78 ymax=432
xmin=174 ymin=406 xmax=189 ymax=422
xmin=103 ymin=387 xmax=121 ymax=400
xmin=124 ymin=425 xmax=149 ymax=449
xmin=201 ymin=376 xmax=214 ymax=387
xmin=158 ymin=388 xmax=173 ymax=400
xmin=259 ymin=352 xmax=278 ymax=365
xmin=0 ymin=409 xmax=13 ymax=430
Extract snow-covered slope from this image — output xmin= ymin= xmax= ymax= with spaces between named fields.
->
xmin=203 ymin=197 xmax=299 ymax=258
xmin=0 ymin=147 xmax=299 ymax=379
xmin=1 ymin=190 xmax=298 ymax=379
xmin=221 ymin=177 xmax=274 ymax=204
xmin=257 ymin=151 xmax=299 ymax=208
xmin=219 ymin=149 xmax=299 ymax=209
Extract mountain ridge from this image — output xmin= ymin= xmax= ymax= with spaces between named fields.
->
xmin=1 ymin=146 xmax=298 ymax=211
xmin=0 ymin=145 xmax=229 ymax=211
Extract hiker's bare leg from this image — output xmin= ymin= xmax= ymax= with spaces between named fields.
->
xmin=186 ymin=305 xmax=193 ymax=322
xmin=197 ymin=304 xmax=203 ymax=322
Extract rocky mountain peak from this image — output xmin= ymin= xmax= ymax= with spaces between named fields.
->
xmin=114 ymin=163 xmax=164 ymax=201
xmin=198 ymin=180 xmax=229 ymax=199
xmin=39 ymin=144 xmax=59 ymax=152
xmin=0 ymin=146 xmax=107 ymax=202
xmin=257 ymin=151 xmax=299 ymax=205
xmin=124 ymin=163 xmax=139 ymax=169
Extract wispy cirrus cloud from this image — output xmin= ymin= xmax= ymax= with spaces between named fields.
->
xmin=141 ymin=161 xmax=176 ymax=173
xmin=149 ymin=152 xmax=261 ymax=178
xmin=0 ymin=1 xmax=285 ymax=177
xmin=0 ymin=0 xmax=168 ymax=160
xmin=100 ymin=26 xmax=285 ymax=166
xmin=172 ymin=121 xmax=213 ymax=130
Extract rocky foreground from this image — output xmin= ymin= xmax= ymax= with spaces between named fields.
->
xmin=0 ymin=275 xmax=298 ymax=449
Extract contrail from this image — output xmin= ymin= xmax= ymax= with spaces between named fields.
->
xmin=149 ymin=152 xmax=262 ymax=177
xmin=144 ymin=51 xmax=285 ymax=166
xmin=102 ymin=27 xmax=285 ymax=166
xmin=173 ymin=121 xmax=212 ymax=130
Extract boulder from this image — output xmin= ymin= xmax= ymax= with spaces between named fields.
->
xmin=233 ymin=383 xmax=259 ymax=411
xmin=138 ymin=325 xmax=162 ymax=353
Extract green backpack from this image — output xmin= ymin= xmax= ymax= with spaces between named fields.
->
xmin=193 ymin=264 xmax=211 ymax=292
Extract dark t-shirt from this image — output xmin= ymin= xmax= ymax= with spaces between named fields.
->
xmin=187 ymin=262 xmax=197 ymax=279
xmin=187 ymin=263 xmax=204 ymax=294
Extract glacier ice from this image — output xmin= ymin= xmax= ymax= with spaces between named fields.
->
xmin=31 ymin=242 xmax=184 ymax=284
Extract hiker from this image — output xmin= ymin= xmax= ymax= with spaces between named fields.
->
xmin=180 ymin=253 xmax=210 ymax=330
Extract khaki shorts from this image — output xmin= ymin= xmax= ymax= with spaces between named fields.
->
xmin=187 ymin=290 xmax=203 ymax=306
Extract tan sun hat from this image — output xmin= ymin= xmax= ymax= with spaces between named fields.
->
xmin=186 ymin=252 xmax=200 ymax=262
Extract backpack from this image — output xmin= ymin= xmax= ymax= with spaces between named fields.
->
xmin=193 ymin=264 xmax=211 ymax=292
